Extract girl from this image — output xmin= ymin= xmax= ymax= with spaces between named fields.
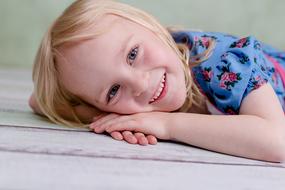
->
xmin=29 ymin=0 xmax=285 ymax=162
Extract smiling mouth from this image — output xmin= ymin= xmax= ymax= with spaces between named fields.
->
xmin=149 ymin=73 xmax=167 ymax=104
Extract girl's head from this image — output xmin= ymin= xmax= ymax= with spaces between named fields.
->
xmin=33 ymin=0 xmax=209 ymax=127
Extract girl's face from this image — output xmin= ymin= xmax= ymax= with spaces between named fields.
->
xmin=57 ymin=15 xmax=187 ymax=114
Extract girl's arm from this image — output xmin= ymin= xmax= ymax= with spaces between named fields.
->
xmin=29 ymin=93 xmax=97 ymax=123
xmin=30 ymin=93 xmax=159 ymax=144
xmin=170 ymin=83 xmax=285 ymax=162
xmin=89 ymin=83 xmax=285 ymax=161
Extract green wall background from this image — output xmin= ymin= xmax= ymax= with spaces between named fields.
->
xmin=1 ymin=0 xmax=285 ymax=68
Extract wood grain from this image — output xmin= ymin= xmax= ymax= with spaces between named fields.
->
xmin=0 ymin=125 xmax=284 ymax=167
xmin=1 ymin=151 xmax=285 ymax=190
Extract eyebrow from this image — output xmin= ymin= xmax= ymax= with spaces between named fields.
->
xmin=98 ymin=34 xmax=134 ymax=105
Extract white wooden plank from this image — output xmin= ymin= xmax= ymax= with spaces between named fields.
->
xmin=0 ymin=151 xmax=285 ymax=190
xmin=0 ymin=125 xmax=284 ymax=167
xmin=0 ymin=68 xmax=32 ymax=82
xmin=0 ymin=84 xmax=32 ymax=100
xmin=0 ymin=68 xmax=85 ymax=130
xmin=0 ymin=111 xmax=78 ymax=131
xmin=0 ymin=98 xmax=31 ymax=112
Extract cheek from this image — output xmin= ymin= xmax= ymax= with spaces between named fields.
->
xmin=112 ymin=103 xmax=143 ymax=114
xmin=153 ymin=42 xmax=181 ymax=67
xmin=144 ymin=46 xmax=171 ymax=67
xmin=96 ymin=97 xmax=140 ymax=114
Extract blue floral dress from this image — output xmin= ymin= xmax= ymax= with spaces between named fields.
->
xmin=172 ymin=31 xmax=285 ymax=114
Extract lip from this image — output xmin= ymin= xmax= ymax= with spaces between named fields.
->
xmin=149 ymin=73 xmax=168 ymax=104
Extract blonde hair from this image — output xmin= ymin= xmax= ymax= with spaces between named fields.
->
xmin=32 ymin=0 xmax=215 ymax=128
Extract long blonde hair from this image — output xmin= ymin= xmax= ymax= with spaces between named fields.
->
xmin=32 ymin=0 xmax=215 ymax=128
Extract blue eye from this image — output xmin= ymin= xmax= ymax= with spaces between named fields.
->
xmin=106 ymin=46 xmax=139 ymax=103
xmin=127 ymin=46 xmax=139 ymax=65
xmin=107 ymin=84 xmax=120 ymax=103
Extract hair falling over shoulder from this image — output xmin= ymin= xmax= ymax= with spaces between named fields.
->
xmin=32 ymin=0 xmax=215 ymax=128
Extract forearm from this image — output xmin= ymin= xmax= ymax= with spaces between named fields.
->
xmin=170 ymin=113 xmax=285 ymax=162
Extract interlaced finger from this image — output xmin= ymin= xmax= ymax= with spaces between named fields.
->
xmin=146 ymin=135 xmax=158 ymax=145
xmin=122 ymin=131 xmax=138 ymax=144
xmin=134 ymin=132 xmax=148 ymax=145
xmin=110 ymin=131 xmax=123 ymax=141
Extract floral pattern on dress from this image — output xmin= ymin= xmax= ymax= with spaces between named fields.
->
xmin=238 ymin=54 xmax=250 ymax=64
xmin=194 ymin=36 xmax=211 ymax=49
xmin=248 ymin=75 xmax=268 ymax=90
xmin=254 ymin=40 xmax=262 ymax=50
xmin=217 ymin=69 xmax=242 ymax=91
xmin=172 ymin=31 xmax=285 ymax=114
xmin=202 ymin=67 xmax=213 ymax=82
xmin=229 ymin=37 xmax=250 ymax=48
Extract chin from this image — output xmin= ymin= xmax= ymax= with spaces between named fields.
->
xmin=157 ymin=93 xmax=187 ymax=112
xmin=171 ymin=97 xmax=187 ymax=111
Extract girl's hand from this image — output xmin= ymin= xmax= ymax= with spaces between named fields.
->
xmin=109 ymin=131 xmax=158 ymax=145
xmin=90 ymin=114 xmax=158 ymax=145
xmin=89 ymin=112 xmax=172 ymax=144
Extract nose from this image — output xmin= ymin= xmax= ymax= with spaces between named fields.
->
xmin=130 ymin=71 xmax=149 ymax=97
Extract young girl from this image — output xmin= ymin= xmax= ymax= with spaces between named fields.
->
xmin=29 ymin=0 xmax=285 ymax=162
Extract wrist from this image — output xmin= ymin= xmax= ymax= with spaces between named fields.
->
xmin=166 ymin=112 xmax=178 ymax=141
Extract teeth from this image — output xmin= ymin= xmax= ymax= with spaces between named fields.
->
xmin=150 ymin=73 xmax=166 ymax=103
xmin=154 ymin=87 xmax=163 ymax=98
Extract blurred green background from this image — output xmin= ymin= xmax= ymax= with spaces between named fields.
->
xmin=1 ymin=0 xmax=285 ymax=68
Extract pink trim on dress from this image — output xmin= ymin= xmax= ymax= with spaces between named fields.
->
xmin=266 ymin=54 xmax=285 ymax=88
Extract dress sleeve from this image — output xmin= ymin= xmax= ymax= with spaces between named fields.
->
xmin=171 ymin=31 xmax=215 ymax=57
xmin=193 ymin=36 xmax=271 ymax=114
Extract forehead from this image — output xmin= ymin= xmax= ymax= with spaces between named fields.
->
xmin=57 ymin=14 xmax=144 ymax=62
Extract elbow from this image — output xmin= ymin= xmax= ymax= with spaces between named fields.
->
xmin=269 ymin=145 xmax=285 ymax=163
xmin=276 ymin=136 xmax=285 ymax=163
xmin=266 ymin=127 xmax=285 ymax=163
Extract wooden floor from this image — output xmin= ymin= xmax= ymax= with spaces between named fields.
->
xmin=0 ymin=68 xmax=284 ymax=190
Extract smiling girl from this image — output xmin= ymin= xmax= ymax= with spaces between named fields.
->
xmin=29 ymin=0 xmax=285 ymax=162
